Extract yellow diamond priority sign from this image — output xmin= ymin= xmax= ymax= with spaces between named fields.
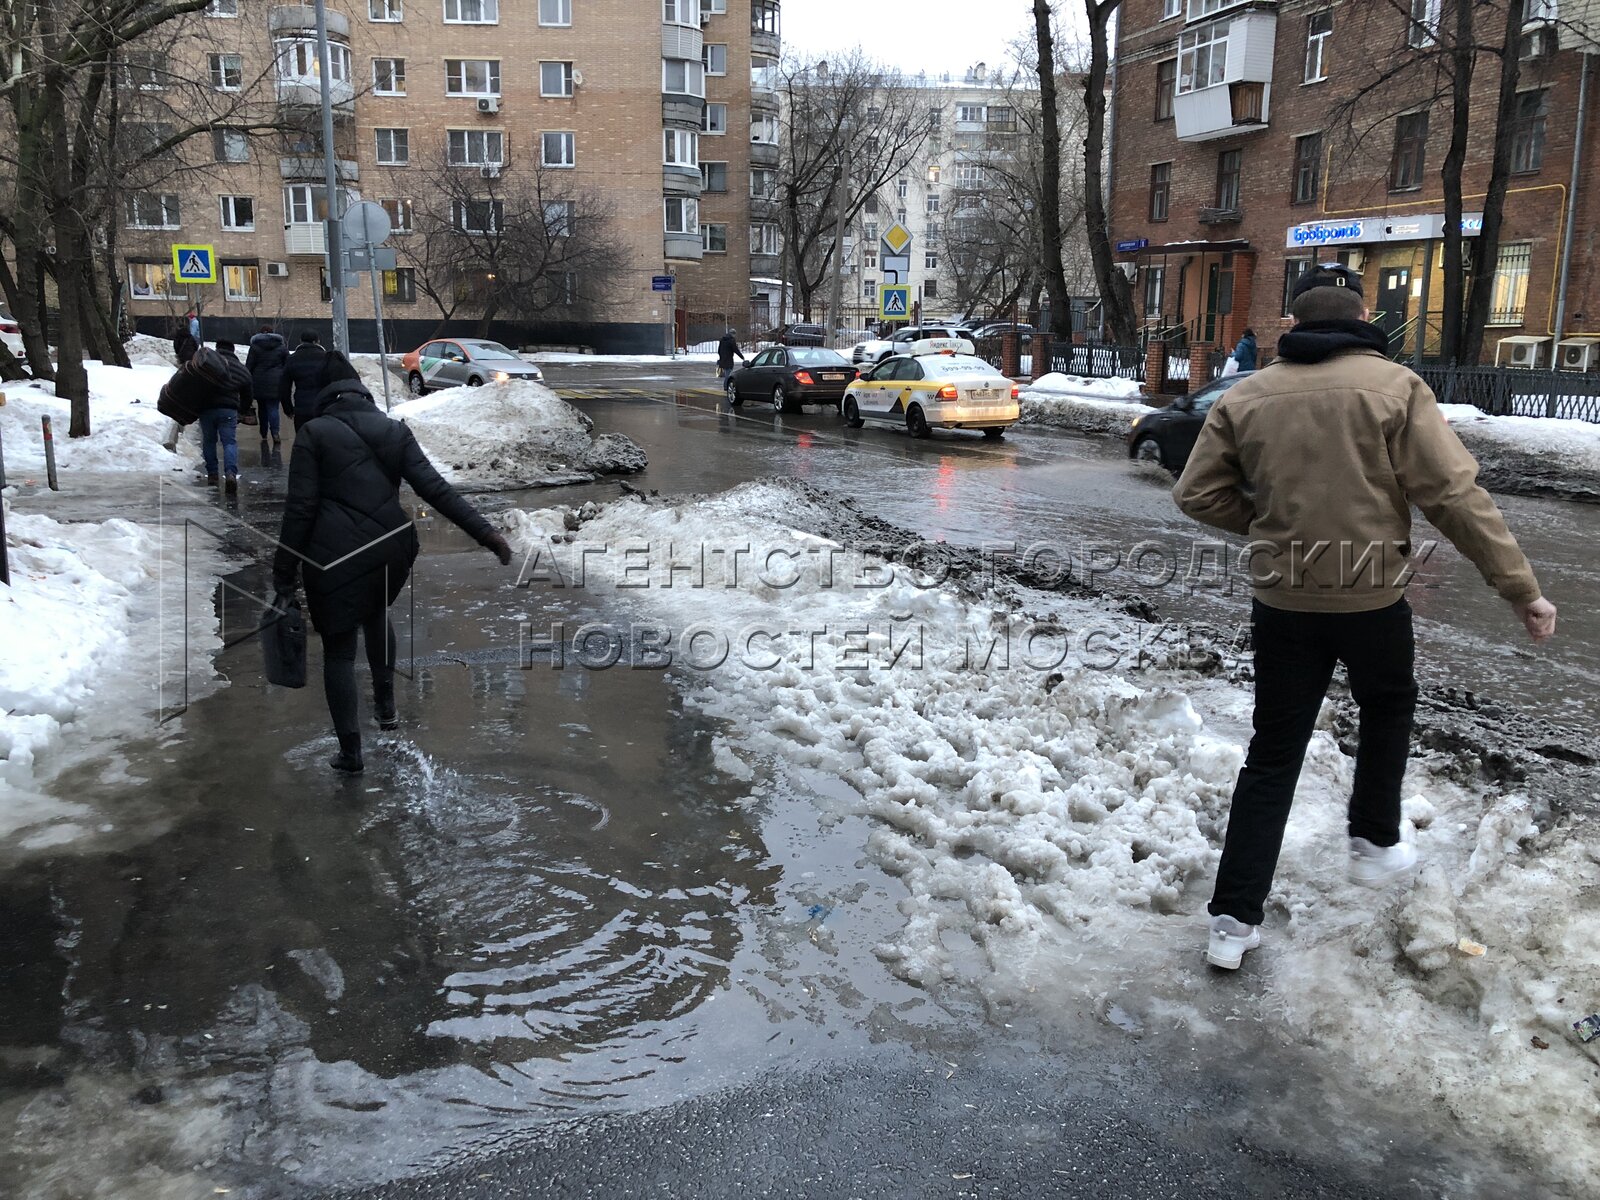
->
xmin=881 ymin=223 xmax=912 ymax=256
xmin=171 ymin=244 xmax=217 ymax=284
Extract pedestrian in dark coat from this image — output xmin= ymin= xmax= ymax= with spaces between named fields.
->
xmin=716 ymin=329 xmax=747 ymax=395
xmin=279 ymin=331 xmax=329 ymax=429
xmin=196 ymin=341 xmax=253 ymax=491
xmin=272 ymin=352 xmax=513 ymax=774
xmin=172 ymin=320 xmax=198 ymax=366
xmin=245 ymin=324 xmax=290 ymax=450
xmin=1232 ymin=328 xmax=1259 ymax=373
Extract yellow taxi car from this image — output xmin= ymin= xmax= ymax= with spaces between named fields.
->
xmin=841 ymin=352 xmax=1020 ymax=439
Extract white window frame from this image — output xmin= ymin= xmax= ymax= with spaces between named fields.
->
xmin=444 ymin=0 xmax=499 ymax=23
xmin=1177 ymin=19 xmax=1230 ymax=94
xmin=702 ymin=222 xmax=728 ymax=252
xmin=219 ymin=195 xmax=255 ymax=231
xmin=955 ymin=163 xmax=983 ymax=188
xmin=452 ymin=198 xmax=504 ymax=233
xmin=750 ymin=167 xmax=776 ymax=198
xmin=1489 ymin=242 xmax=1533 ymax=325
xmin=662 ymin=0 xmax=697 ymax=25
xmin=1188 ymin=0 xmax=1244 ymax=18
xmin=664 ymin=128 xmax=699 ymax=167
xmin=206 ymin=0 xmax=238 ymax=16
xmin=701 ymin=0 xmax=727 ymax=14
xmin=369 ymin=0 xmax=403 ymax=20
xmin=664 ymin=196 xmax=699 ymax=235
xmin=223 ymin=263 xmax=261 ymax=303
xmin=213 ymin=128 xmax=250 ymax=163
xmin=702 ymin=43 xmax=727 ymax=75
xmin=751 ymin=114 xmax=779 ymax=144
xmin=662 ymin=58 xmax=706 ymax=97
xmin=373 ymin=57 xmax=406 ymax=95
xmin=208 ymin=53 xmax=242 ymax=91
xmin=924 ymin=250 xmax=938 ymax=270
xmin=447 ymin=128 xmax=503 ymax=167
xmin=127 ymin=262 xmax=176 ymax=299
xmin=863 ymin=277 xmax=877 ymax=300
xmin=375 ymin=127 xmax=410 ymax=165
xmin=1161 ymin=0 xmax=1181 ymax=17
xmin=277 ymin=38 xmax=351 ymax=85
xmin=544 ymin=199 xmax=577 ymax=236
xmin=956 ymin=104 xmax=985 ymax=124
xmin=926 ymin=164 xmax=941 ymax=184
xmin=380 ymin=197 xmax=414 ymax=233
xmin=703 ymin=102 xmax=728 ymax=134
xmin=126 ymin=192 xmax=180 ymax=230
xmin=283 ymin=184 xmax=350 ymax=225
xmin=750 ymin=221 xmax=780 ymax=255
xmin=925 ymin=193 xmax=939 ymax=214
xmin=542 ymin=130 xmax=576 ymax=167
xmin=540 ymin=61 xmax=575 ymax=97
xmin=1408 ymin=0 xmax=1442 ymax=48
xmin=539 ymin=0 xmax=572 ymax=24
xmin=444 ymin=59 xmax=501 ymax=96
xmin=1305 ymin=10 xmax=1332 ymax=84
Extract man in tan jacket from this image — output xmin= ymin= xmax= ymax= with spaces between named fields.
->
xmin=1173 ymin=263 xmax=1557 ymax=970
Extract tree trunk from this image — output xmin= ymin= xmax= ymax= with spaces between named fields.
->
xmin=1461 ymin=0 xmax=1525 ymax=364
xmin=1033 ymin=1 xmax=1072 ymax=340
xmin=1438 ymin=0 xmax=1474 ymax=365
xmin=1081 ymin=0 xmax=1138 ymax=346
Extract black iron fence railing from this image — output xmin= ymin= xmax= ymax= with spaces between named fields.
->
xmin=1416 ymin=365 xmax=1600 ymax=423
xmin=1050 ymin=342 xmax=1145 ymax=382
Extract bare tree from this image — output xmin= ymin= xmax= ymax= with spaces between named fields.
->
xmin=1073 ymin=0 xmax=1137 ymax=345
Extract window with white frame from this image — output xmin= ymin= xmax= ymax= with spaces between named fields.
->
xmin=662 ymin=58 xmax=706 ymax=96
xmin=701 ymin=0 xmax=727 ymax=14
xmin=277 ymin=39 xmax=351 ymax=84
xmin=383 ymin=267 xmax=416 ymax=302
xmin=926 ymin=164 xmax=941 ymax=184
xmin=1177 ymin=20 xmax=1230 ymax=92
xmin=703 ymin=103 xmax=727 ymax=134
xmin=375 ymin=128 xmax=409 ymax=165
xmin=1162 ymin=0 xmax=1180 ymax=17
xmin=956 ymin=104 xmax=985 ymax=124
xmin=212 ymin=128 xmax=249 ymax=162
xmin=1408 ymin=0 xmax=1441 ymax=48
xmin=380 ymin=197 xmax=413 ymax=232
xmin=542 ymin=130 xmax=576 ymax=166
xmin=924 ymin=250 xmax=938 ymax=270
xmin=863 ymin=277 xmax=876 ymax=300
xmin=955 ymin=162 xmax=983 ymax=187
xmin=369 ymin=0 xmax=402 ymax=20
xmin=223 ymin=262 xmax=261 ymax=302
xmin=453 ymin=198 xmax=503 ymax=233
xmin=206 ymin=0 xmax=238 ymax=16
xmin=664 ymin=196 xmax=699 ymax=234
xmin=751 ymin=221 xmax=780 ymax=255
xmin=663 ymin=0 xmax=696 ymax=24
xmin=700 ymin=161 xmax=728 ymax=191
xmin=895 ymin=178 xmax=908 ymax=198
xmin=208 ymin=53 xmax=242 ymax=91
xmin=1524 ymin=0 xmax=1558 ymax=21
xmin=283 ymin=184 xmax=349 ymax=224
xmin=447 ymin=129 xmax=503 ymax=166
xmin=863 ymin=219 xmax=877 ymax=241
xmin=125 ymin=192 xmax=180 ymax=229
xmin=1489 ymin=242 xmax=1532 ymax=323
xmin=703 ymin=44 xmax=727 ymax=75
xmin=1305 ymin=11 xmax=1332 ymax=83
xmin=539 ymin=0 xmax=572 ymax=23
xmin=925 ymin=193 xmax=939 ymax=214
xmin=751 ymin=114 xmax=779 ymax=144
xmin=703 ymin=222 xmax=727 ymax=252
xmin=445 ymin=59 xmax=500 ymax=95
xmin=925 ymin=221 xmax=939 ymax=245
xmin=127 ymin=261 xmax=176 ymax=299
xmin=664 ymin=128 xmax=699 ymax=166
xmin=750 ymin=167 xmax=776 ymax=198
xmin=444 ymin=0 xmax=498 ymax=23
xmin=544 ymin=199 xmax=577 ymax=236
xmin=541 ymin=61 xmax=574 ymax=96
xmin=122 ymin=52 xmax=166 ymax=90
xmin=862 ymin=248 xmax=876 ymax=268
xmin=220 ymin=195 xmax=255 ymax=230
xmin=373 ymin=57 xmax=406 ymax=94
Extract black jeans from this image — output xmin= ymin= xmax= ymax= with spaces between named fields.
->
xmin=1209 ymin=598 xmax=1417 ymax=926
xmin=321 ymin=612 xmax=396 ymax=742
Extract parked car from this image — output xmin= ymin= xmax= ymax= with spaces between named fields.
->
xmin=768 ymin=322 xmax=826 ymax=346
xmin=969 ymin=321 xmax=1035 ymax=342
xmin=727 ymin=346 xmax=859 ymax=412
xmin=401 ymin=338 xmax=544 ymax=395
xmin=842 ymin=353 xmax=1019 ymax=439
xmin=1125 ymin=370 xmax=1255 ymax=472
xmin=852 ymin=325 xmax=976 ymax=365
xmin=0 ymin=307 xmax=22 ymax=355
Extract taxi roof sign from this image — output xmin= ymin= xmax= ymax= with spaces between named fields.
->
xmin=881 ymin=223 xmax=912 ymax=255
xmin=171 ymin=244 xmax=217 ymax=284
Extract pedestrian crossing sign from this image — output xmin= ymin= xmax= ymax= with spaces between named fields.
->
xmin=171 ymin=244 xmax=217 ymax=284
xmin=878 ymin=284 xmax=910 ymax=320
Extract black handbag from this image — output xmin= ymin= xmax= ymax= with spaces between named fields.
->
xmin=260 ymin=594 xmax=307 ymax=688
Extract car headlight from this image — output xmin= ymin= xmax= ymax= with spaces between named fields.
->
xmin=494 ymin=370 xmax=511 ymax=382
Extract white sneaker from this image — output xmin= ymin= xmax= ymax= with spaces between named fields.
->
xmin=1205 ymin=914 xmax=1261 ymax=970
xmin=1349 ymin=837 xmax=1418 ymax=887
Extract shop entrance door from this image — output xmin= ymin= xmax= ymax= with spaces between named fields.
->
xmin=1374 ymin=267 xmax=1411 ymax=353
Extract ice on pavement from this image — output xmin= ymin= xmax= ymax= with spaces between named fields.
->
xmin=502 ymin=479 xmax=1600 ymax=1193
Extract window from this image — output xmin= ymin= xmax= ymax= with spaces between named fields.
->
xmin=206 ymin=0 xmax=238 ymax=15
xmin=1155 ymin=59 xmax=1176 ymax=120
xmin=751 ymin=55 xmax=777 ymax=92
xmin=701 ymin=0 xmax=727 ymax=14
xmin=925 ymin=193 xmax=940 ymax=214
xmin=750 ymin=167 xmax=776 ymax=198
xmin=703 ymin=103 xmax=728 ymax=134
xmin=447 ymin=129 xmax=503 ymax=166
xmin=1524 ymin=0 xmax=1558 ymax=20
xmin=751 ymin=114 xmax=779 ymax=144
xmin=923 ymin=278 xmax=939 ymax=299
xmin=208 ymin=53 xmax=242 ymax=91
xmin=373 ymin=57 xmax=406 ymax=95
xmin=445 ymin=59 xmax=500 ymax=95
xmin=664 ymin=128 xmax=699 ymax=166
xmin=664 ymin=196 xmax=699 ymax=234
xmin=896 ymin=178 xmax=909 ymax=199
xmin=865 ymin=195 xmax=879 ymax=215
xmin=1162 ymin=0 xmax=1181 ymax=16
xmin=284 ymin=184 xmax=350 ymax=225
xmin=896 ymin=206 xmax=907 ymax=224
xmin=1143 ymin=264 xmax=1166 ymax=316
xmin=663 ymin=0 xmax=694 ymax=22
xmin=663 ymin=59 xmax=706 ymax=96
xmin=1389 ymin=111 xmax=1428 ymax=191
xmin=703 ymin=44 xmax=727 ymax=75
xmin=122 ymin=52 xmax=166 ymax=90
xmin=125 ymin=193 xmax=180 ymax=229
xmin=370 ymin=0 xmax=402 ymax=19
xmin=1215 ymin=148 xmax=1242 ymax=210
xmin=122 ymin=121 xmax=175 ymax=159
xmin=542 ymin=130 xmax=576 ymax=167
xmin=541 ymin=61 xmax=575 ymax=96
xmin=212 ymin=128 xmax=249 ymax=163
xmin=863 ymin=277 xmax=877 ymax=300
xmin=444 ymin=0 xmax=498 ymax=23
xmin=927 ymin=164 xmax=941 ymax=184
xmin=1177 ymin=20 xmax=1229 ymax=93
xmin=987 ymin=105 xmax=1016 ymax=131
xmin=955 ymin=163 xmax=983 ymax=188
xmin=544 ymin=200 xmax=577 ymax=235
xmin=383 ymin=268 xmax=416 ymax=303
xmin=703 ymin=222 xmax=728 ymax=253
xmin=1510 ymin=90 xmax=1548 ymax=174
xmin=753 ymin=0 xmax=779 ymax=34
xmin=1292 ymin=133 xmax=1322 ymax=204
xmin=751 ymin=221 xmax=780 ymax=255
xmin=380 ymin=198 xmax=413 ymax=232
xmin=540 ymin=0 xmax=572 ymax=24
xmin=453 ymin=198 xmax=504 ymax=233
xmin=863 ymin=249 xmax=877 ymax=269
xmin=863 ymin=219 xmax=878 ymax=243
xmin=929 ymin=106 xmax=942 ymax=130
xmin=925 ymin=221 xmax=939 ymax=245
xmin=1408 ymin=0 xmax=1441 ymax=48
xmin=956 ymin=104 xmax=985 ymax=124
xmin=1188 ymin=0 xmax=1241 ymax=16
xmin=375 ymin=128 xmax=409 ymax=165
xmin=127 ymin=262 xmax=177 ymax=298
xmin=701 ymin=161 xmax=728 ymax=192
xmin=1149 ymin=162 xmax=1172 ymax=221
xmin=1489 ymin=242 xmax=1532 ymax=324
xmin=924 ymin=250 xmax=938 ymax=270
xmin=277 ymin=39 xmax=351 ymax=83
xmin=1282 ymin=256 xmax=1312 ymax=316
xmin=220 ymin=195 xmax=255 ymax=231
xmin=223 ymin=263 xmax=261 ymax=302
xmin=1305 ymin=11 xmax=1332 ymax=83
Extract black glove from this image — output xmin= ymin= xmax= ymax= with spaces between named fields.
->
xmin=270 ymin=582 xmax=297 ymax=610
xmin=484 ymin=531 xmax=513 ymax=566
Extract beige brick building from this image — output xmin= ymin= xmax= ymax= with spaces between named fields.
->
xmin=118 ymin=0 xmax=775 ymax=352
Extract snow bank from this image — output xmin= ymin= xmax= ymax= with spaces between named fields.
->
xmin=1020 ymin=389 xmax=1153 ymax=437
xmin=1024 ymin=372 xmax=1144 ymax=400
xmin=1441 ymin=403 xmax=1600 ymax=474
xmin=501 ymin=479 xmax=1600 ymax=1194
xmin=125 ymin=333 xmax=179 ymax=368
xmin=392 ymin=379 xmax=645 ymax=492
xmin=0 ymin=362 xmax=194 ymax=477
xmin=530 ymin=351 xmax=717 ymax=365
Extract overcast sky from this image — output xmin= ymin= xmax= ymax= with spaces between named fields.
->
xmin=782 ymin=1 xmax=1037 ymax=79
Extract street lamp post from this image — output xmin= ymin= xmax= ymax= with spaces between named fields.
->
xmin=826 ymin=117 xmax=854 ymax=346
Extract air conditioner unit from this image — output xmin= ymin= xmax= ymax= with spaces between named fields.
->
xmin=1497 ymin=336 xmax=1548 ymax=368
xmin=266 ymin=261 xmax=290 ymax=278
xmin=481 ymin=164 xmax=501 ymax=178
xmin=1519 ymin=26 xmax=1557 ymax=58
xmin=476 ymin=96 xmax=499 ymax=114
xmin=571 ymin=68 xmax=584 ymax=87
xmin=1556 ymin=337 xmax=1600 ymax=372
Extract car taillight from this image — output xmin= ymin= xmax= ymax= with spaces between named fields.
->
xmin=794 ymin=370 xmax=815 ymax=385
xmin=1010 ymin=384 xmax=1020 ymax=399
xmin=0 ymin=322 xmax=17 ymax=334
xmin=937 ymin=384 xmax=960 ymax=400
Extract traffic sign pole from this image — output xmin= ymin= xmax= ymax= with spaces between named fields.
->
xmin=314 ymin=0 xmax=348 ymax=355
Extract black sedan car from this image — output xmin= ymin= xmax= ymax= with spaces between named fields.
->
xmin=727 ymin=347 xmax=859 ymax=412
xmin=1126 ymin=370 xmax=1255 ymax=472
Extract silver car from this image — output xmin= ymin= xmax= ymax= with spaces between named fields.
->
xmin=405 ymin=338 xmax=545 ymax=395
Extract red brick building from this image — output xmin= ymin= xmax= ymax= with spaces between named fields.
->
xmin=1108 ymin=0 xmax=1600 ymax=374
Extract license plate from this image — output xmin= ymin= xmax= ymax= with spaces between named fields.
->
xmin=973 ymin=388 xmax=1001 ymax=399
xmin=822 ymin=373 xmax=846 ymax=380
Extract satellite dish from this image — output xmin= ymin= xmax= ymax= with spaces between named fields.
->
xmin=571 ymin=67 xmax=584 ymax=86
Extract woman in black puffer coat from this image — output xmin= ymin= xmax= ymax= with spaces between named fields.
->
xmin=273 ymin=353 xmax=512 ymax=773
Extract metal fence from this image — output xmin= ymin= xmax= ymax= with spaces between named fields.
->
xmin=1050 ymin=342 xmax=1145 ymax=382
xmin=1416 ymin=366 xmax=1600 ymax=423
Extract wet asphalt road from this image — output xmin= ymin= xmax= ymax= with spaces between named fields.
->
xmin=0 ymin=362 xmax=1585 ymax=1200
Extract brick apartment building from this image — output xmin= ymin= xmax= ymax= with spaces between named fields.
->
xmin=1109 ymin=0 xmax=1600 ymax=376
xmin=116 ymin=0 xmax=776 ymax=352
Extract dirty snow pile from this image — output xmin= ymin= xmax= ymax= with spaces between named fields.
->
xmin=0 ymin=503 xmax=226 ymax=846
xmin=501 ymin=479 xmax=1600 ymax=1195
xmin=124 ymin=333 xmax=180 ymax=368
xmin=391 ymin=379 xmax=645 ymax=492
xmin=1020 ymin=382 xmax=1151 ymax=436
xmin=1440 ymin=403 xmax=1600 ymax=477
xmin=1024 ymin=372 xmax=1144 ymax=401
xmin=0 ymin=361 xmax=194 ymax=477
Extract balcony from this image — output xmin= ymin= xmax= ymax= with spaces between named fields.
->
xmin=1198 ymin=206 xmax=1243 ymax=225
xmin=279 ymin=156 xmax=359 ymax=181
xmin=283 ymin=222 xmax=326 ymax=257
xmin=662 ymin=95 xmax=705 ymax=127
xmin=750 ymin=139 xmax=779 ymax=168
xmin=278 ymin=77 xmax=355 ymax=110
xmin=269 ymin=5 xmax=348 ymax=36
xmin=1173 ymin=10 xmax=1277 ymax=142
xmin=662 ymin=21 xmax=703 ymax=61
xmin=663 ymin=164 xmax=703 ymax=196
xmin=664 ymin=232 xmax=704 ymax=262
xmin=751 ymin=0 xmax=780 ymax=57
